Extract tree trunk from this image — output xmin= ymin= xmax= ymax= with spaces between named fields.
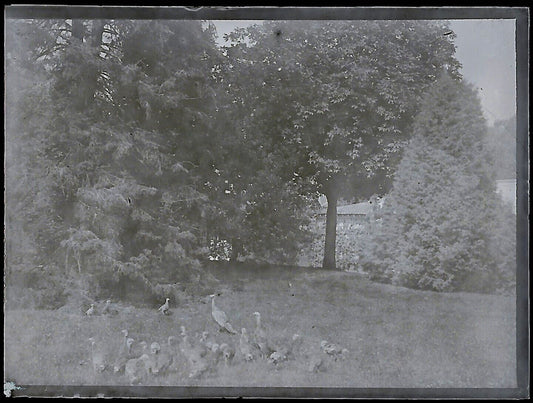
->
xmin=91 ymin=20 xmax=105 ymax=48
xmin=70 ymin=20 xmax=87 ymax=111
xmin=322 ymin=191 xmax=338 ymax=270
xmin=70 ymin=19 xmax=104 ymax=110
xmin=76 ymin=251 xmax=82 ymax=274
xmin=65 ymin=247 xmax=70 ymax=274
xmin=71 ymin=19 xmax=84 ymax=41
xmin=87 ymin=20 xmax=105 ymax=107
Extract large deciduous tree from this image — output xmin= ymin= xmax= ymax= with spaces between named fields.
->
xmin=225 ymin=20 xmax=460 ymax=269
xmin=359 ymin=73 xmax=515 ymax=293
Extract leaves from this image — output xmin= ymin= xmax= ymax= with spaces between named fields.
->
xmin=6 ymin=18 xmax=472 ymax=288
xmin=225 ymin=21 xmax=460 ymax=204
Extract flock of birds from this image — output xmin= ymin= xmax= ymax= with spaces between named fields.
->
xmin=85 ymin=294 xmax=349 ymax=385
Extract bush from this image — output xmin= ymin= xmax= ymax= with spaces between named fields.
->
xmin=6 ymin=264 xmax=68 ymax=309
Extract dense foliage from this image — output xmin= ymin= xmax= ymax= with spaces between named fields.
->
xmin=359 ymin=74 xmax=516 ymax=293
xmin=5 ymin=19 xmax=313 ymax=307
xmin=5 ymin=18 xmax=513 ymax=308
xmin=224 ymin=20 xmax=461 ymax=269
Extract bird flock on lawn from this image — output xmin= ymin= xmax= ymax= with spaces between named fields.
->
xmin=85 ymin=300 xmax=119 ymax=316
xmin=85 ymin=294 xmax=349 ymax=384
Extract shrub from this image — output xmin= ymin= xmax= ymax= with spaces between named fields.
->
xmin=6 ymin=264 xmax=68 ymax=309
xmin=359 ymin=74 xmax=516 ymax=294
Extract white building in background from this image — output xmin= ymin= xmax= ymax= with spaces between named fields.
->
xmin=496 ymin=179 xmax=516 ymax=214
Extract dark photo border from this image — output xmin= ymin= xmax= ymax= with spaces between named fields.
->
xmin=4 ymin=6 xmax=529 ymax=399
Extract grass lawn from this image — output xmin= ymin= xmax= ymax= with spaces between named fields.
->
xmin=4 ymin=264 xmax=516 ymax=388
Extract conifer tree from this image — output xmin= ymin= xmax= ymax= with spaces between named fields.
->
xmin=360 ymin=73 xmax=515 ymax=293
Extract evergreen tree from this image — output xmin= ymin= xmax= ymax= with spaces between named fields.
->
xmin=360 ymin=73 xmax=515 ymax=293
xmin=5 ymin=20 xmax=60 ymax=270
xmin=5 ymin=19 xmax=225 ymax=303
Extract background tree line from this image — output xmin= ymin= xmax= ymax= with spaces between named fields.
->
xmin=5 ymin=18 xmax=515 ymax=307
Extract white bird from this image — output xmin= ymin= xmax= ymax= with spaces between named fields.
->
xmin=288 ymin=333 xmax=303 ymax=359
xmin=267 ymin=333 xmax=303 ymax=363
xmin=150 ymin=342 xmax=161 ymax=354
xmin=308 ymin=356 xmax=326 ymax=373
xmin=125 ymin=341 xmax=150 ymax=385
xmin=267 ymin=351 xmax=287 ymax=365
xmin=239 ymin=328 xmax=254 ymax=361
xmin=320 ymin=340 xmax=348 ymax=361
xmin=181 ymin=327 xmax=208 ymax=358
xmin=102 ymin=300 xmax=111 ymax=314
xmin=114 ymin=330 xmax=135 ymax=373
xmin=158 ymin=298 xmax=170 ymax=315
xmin=199 ymin=331 xmax=210 ymax=344
xmin=209 ymin=342 xmax=222 ymax=365
xmin=179 ymin=326 xmax=209 ymax=378
xmin=209 ymin=294 xmax=237 ymax=334
xmin=166 ymin=336 xmax=182 ymax=373
xmin=102 ymin=299 xmax=118 ymax=315
xmin=148 ymin=341 xmax=173 ymax=375
xmin=252 ymin=312 xmax=272 ymax=358
xmin=273 ymin=333 xmax=303 ymax=361
xmin=220 ymin=342 xmax=235 ymax=366
xmin=86 ymin=304 xmax=95 ymax=316
xmin=198 ymin=331 xmax=220 ymax=364
xmin=320 ymin=340 xmax=342 ymax=354
xmin=88 ymin=338 xmax=107 ymax=373
xmin=144 ymin=342 xmax=159 ymax=374
xmin=126 ymin=337 xmax=135 ymax=350
xmin=198 ymin=331 xmax=223 ymax=368
xmin=113 ymin=330 xmax=130 ymax=362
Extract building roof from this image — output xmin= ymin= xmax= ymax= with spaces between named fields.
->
xmin=318 ymin=201 xmax=372 ymax=216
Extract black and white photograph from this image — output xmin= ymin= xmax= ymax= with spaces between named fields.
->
xmin=4 ymin=6 xmax=529 ymax=399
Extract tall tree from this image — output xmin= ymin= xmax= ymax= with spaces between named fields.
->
xmin=199 ymin=29 xmax=315 ymax=264
xmin=225 ymin=20 xmax=460 ymax=269
xmin=5 ymin=19 xmax=59 ymax=270
xmin=359 ymin=73 xmax=515 ymax=293
xmin=5 ymin=18 xmax=111 ymax=266
xmin=60 ymin=19 xmax=224 ymax=288
xmin=5 ymin=19 xmax=225 ymax=302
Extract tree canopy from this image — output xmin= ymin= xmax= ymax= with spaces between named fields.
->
xmin=6 ymin=18 xmax=512 ymax=307
xmin=223 ymin=20 xmax=461 ymax=268
xmin=5 ymin=19 xmax=315 ymax=305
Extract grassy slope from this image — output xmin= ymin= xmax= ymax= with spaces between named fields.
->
xmin=4 ymin=265 xmax=516 ymax=388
